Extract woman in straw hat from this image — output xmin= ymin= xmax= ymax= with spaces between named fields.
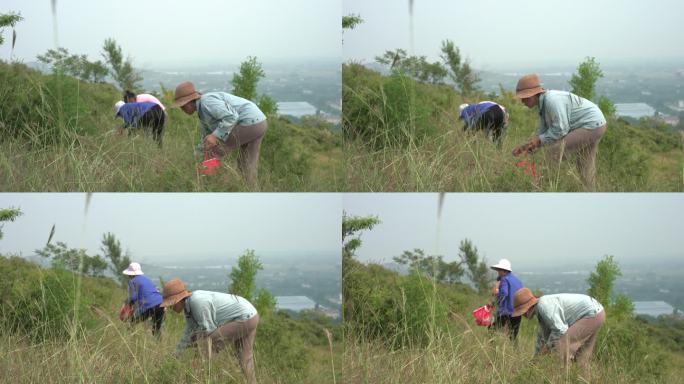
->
xmin=172 ymin=81 xmax=268 ymax=188
xmin=122 ymin=262 xmax=165 ymax=337
xmin=489 ymin=259 xmax=524 ymax=340
xmin=161 ymin=278 xmax=259 ymax=384
xmin=511 ymin=74 xmax=607 ymax=190
xmin=113 ymin=100 xmax=166 ymax=147
xmin=513 ymin=288 xmax=605 ymax=377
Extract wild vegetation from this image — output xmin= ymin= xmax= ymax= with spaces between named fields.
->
xmin=343 ymin=52 xmax=683 ymax=192
xmin=342 ymin=214 xmax=684 ymax=383
xmin=0 ymin=212 xmax=341 ymax=383
xmin=0 ymin=14 xmax=342 ymax=192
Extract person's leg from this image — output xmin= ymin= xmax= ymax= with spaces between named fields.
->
xmin=151 ymin=305 xmax=165 ymax=337
xmin=509 ymin=315 xmax=522 ymax=341
xmin=557 ymin=311 xmax=605 ymax=376
xmin=484 ymin=106 xmax=506 ymax=144
xmin=574 ymin=311 xmax=605 ymax=378
xmin=130 ymin=307 xmax=153 ymax=324
xmin=208 ymin=315 xmax=259 ymax=383
xmin=151 ymin=106 xmax=165 ymax=147
xmin=574 ymin=125 xmax=606 ymax=190
xmin=213 ymin=121 xmax=267 ymax=187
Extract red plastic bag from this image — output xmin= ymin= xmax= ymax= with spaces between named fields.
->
xmin=199 ymin=150 xmax=220 ymax=175
xmin=472 ymin=304 xmax=494 ymax=326
xmin=119 ymin=303 xmax=134 ymax=321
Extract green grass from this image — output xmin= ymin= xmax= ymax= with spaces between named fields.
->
xmin=342 ymin=260 xmax=684 ymax=384
xmin=343 ymin=63 xmax=684 ymax=192
xmin=0 ymin=61 xmax=343 ymax=192
xmin=0 ymin=255 xmax=341 ymax=383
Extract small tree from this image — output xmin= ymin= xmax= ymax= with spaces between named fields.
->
xmin=440 ymin=39 xmax=480 ymax=95
xmin=342 ymin=14 xmax=363 ymax=44
xmin=0 ymin=207 xmax=22 ymax=240
xmin=458 ymin=239 xmax=493 ymax=294
xmin=231 ymin=56 xmax=277 ymax=115
xmin=587 ymin=254 xmax=621 ymax=307
xmin=100 ymin=232 xmax=131 ymax=287
xmin=0 ymin=12 xmax=23 ymax=49
xmin=101 ymin=38 xmax=142 ymax=91
xmin=229 ymin=249 xmax=262 ymax=301
xmin=36 ymin=241 xmax=107 ymax=277
xmin=569 ymin=56 xmax=603 ymax=101
xmin=342 ymin=212 xmax=381 ymax=260
xmin=393 ymin=248 xmax=463 ymax=284
xmin=37 ymin=47 xmax=108 ymax=83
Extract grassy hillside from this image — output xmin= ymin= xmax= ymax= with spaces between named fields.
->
xmin=342 ymin=258 xmax=684 ymax=383
xmin=0 ymin=61 xmax=343 ymax=192
xmin=343 ymin=63 xmax=683 ymax=192
xmin=0 ymin=255 xmax=341 ymax=383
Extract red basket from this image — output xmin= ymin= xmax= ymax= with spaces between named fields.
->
xmin=472 ymin=304 xmax=494 ymax=326
xmin=119 ymin=303 xmax=135 ymax=321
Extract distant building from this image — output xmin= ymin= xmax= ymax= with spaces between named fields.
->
xmin=277 ymin=102 xmax=317 ymax=118
xmin=633 ymin=301 xmax=675 ymax=317
xmin=615 ymin=103 xmax=656 ymax=119
xmin=275 ymin=295 xmax=317 ymax=311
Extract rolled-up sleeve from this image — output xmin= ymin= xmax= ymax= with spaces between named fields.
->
xmin=536 ymin=302 xmax=568 ymax=351
xmin=203 ymin=97 xmax=239 ymax=141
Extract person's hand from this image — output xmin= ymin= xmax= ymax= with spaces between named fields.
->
xmin=512 ymin=137 xmax=541 ymax=156
xmin=204 ymin=134 xmax=219 ymax=148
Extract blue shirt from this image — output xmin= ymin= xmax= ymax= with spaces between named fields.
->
xmin=176 ymin=290 xmax=258 ymax=352
xmin=496 ymin=272 xmax=524 ymax=316
xmin=534 ymin=293 xmax=604 ymax=355
xmin=116 ymin=102 xmax=158 ymax=128
xmin=127 ymin=275 xmax=163 ymax=314
xmin=460 ymin=102 xmax=499 ymax=128
xmin=196 ymin=92 xmax=267 ymax=142
xmin=537 ymin=90 xmax=606 ymax=145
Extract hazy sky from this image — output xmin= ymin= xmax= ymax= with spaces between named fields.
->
xmin=0 ymin=193 xmax=341 ymax=263
xmin=1 ymin=0 xmax=340 ymax=67
xmin=343 ymin=193 xmax=684 ymax=270
xmin=343 ymin=0 xmax=684 ymax=69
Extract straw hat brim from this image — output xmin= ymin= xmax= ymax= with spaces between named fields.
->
xmin=515 ymin=87 xmax=544 ymax=99
xmin=171 ymin=93 xmax=201 ymax=108
xmin=122 ymin=270 xmax=143 ymax=276
xmin=512 ymin=295 xmax=538 ymax=317
xmin=160 ymin=290 xmax=192 ymax=308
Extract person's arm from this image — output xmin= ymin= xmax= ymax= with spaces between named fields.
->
xmin=175 ymin=299 xmax=213 ymax=353
xmin=537 ymin=96 xmax=570 ymax=145
xmin=127 ymin=279 xmax=137 ymax=305
xmin=496 ymin=278 xmax=508 ymax=308
xmin=202 ymin=96 xmax=239 ymax=143
xmin=537 ymin=301 xmax=568 ymax=351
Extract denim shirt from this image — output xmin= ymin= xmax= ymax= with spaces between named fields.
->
xmin=196 ymin=92 xmax=267 ymax=142
xmin=176 ymin=290 xmax=258 ymax=352
xmin=537 ymin=90 xmax=606 ymax=145
xmin=534 ymin=294 xmax=604 ymax=355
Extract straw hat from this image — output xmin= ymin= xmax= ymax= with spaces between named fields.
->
xmin=160 ymin=278 xmax=192 ymax=308
xmin=490 ymin=259 xmax=512 ymax=272
xmin=512 ymin=287 xmax=538 ymax=317
xmin=515 ymin=74 xmax=545 ymax=99
xmin=172 ymin=81 xmax=201 ymax=108
xmin=122 ymin=262 xmax=144 ymax=276
xmin=114 ymin=100 xmax=125 ymax=116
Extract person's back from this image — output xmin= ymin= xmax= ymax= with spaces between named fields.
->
xmin=536 ymin=293 xmax=603 ymax=333
xmin=135 ymin=94 xmax=166 ymax=110
xmin=186 ymin=290 xmax=257 ymax=330
xmin=196 ymin=92 xmax=266 ymax=136
xmin=497 ymin=272 xmax=524 ymax=316
xmin=128 ymin=275 xmax=163 ymax=311
xmin=118 ymin=102 xmax=158 ymax=127
xmin=539 ymin=90 xmax=606 ymax=142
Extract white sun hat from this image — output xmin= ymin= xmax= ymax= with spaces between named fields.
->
xmin=490 ymin=259 xmax=512 ymax=272
xmin=458 ymin=103 xmax=469 ymax=115
xmin=114 ymin=100 xmax=125 ymax=116
xmin=122 ymin=262 xmax=144 ymax=276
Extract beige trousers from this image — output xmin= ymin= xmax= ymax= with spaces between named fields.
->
xmin=208 ymin=314 xmax=260 ymax=384
xmin=546 ymin=124 xmax=607 ymax=190
xmin=213 ymin=120 xmax=268 ymax=188
xmin=558 ymin=310 xmax=605 ymax=378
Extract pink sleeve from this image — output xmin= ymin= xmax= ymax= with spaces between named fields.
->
xmin=136 ymin=94 xmax=166 ymax=110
